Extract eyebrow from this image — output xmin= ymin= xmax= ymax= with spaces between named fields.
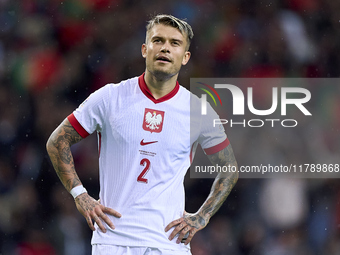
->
xmin=171 ymin=38 xmax=183 ymax=44
xmin=151 ymin=35 xmax=184 ymax=44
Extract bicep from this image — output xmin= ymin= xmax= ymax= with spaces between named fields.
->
xmin=47 ymin=118 xmax=84 ymax=150
xmin=206 ymin=144 xmax=237 ymax=168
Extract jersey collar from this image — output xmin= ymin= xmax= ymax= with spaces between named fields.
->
xmin=138 ymin=73 xmax=180 ymax=104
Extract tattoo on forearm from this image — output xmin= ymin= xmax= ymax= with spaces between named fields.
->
xmin=201 ymin=144 xmax=238 ymax=218
xmin=47 ymin=119 xmax=83 ymax=191
xmin=60 ymin=146 xmax=73 ymax=164
xmin=182 ymin=145 xmax=238 ymax=231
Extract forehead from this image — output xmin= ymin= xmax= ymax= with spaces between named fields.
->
xmin=147 ymin=24 xmax=186 ymax=41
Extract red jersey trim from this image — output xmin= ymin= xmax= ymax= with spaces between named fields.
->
xmin=138 ymin=73 xmax=180 ymax=104
xmin=67 ymin=113 xmax=90 ymax=138
xmin=204 ymin=138 xmax=230 ymax=155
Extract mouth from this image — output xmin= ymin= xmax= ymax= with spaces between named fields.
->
xmin=156 ymin=55 xmax=172 ymax=63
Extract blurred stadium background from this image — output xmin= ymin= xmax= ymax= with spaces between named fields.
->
xmin=0 ymin=0 xmax=340 ymax=254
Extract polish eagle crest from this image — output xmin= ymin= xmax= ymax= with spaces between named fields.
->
xmin=145 ymin=111 xmax=162 ymax=130
xmin=143 ymin=108 xmax=165 ymax=133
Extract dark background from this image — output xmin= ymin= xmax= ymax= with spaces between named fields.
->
xmin=0 ymin=0 xmax=339 ymax=254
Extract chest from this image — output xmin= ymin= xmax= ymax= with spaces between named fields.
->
xmin=105 ymin=99 xmax=195 ymax=156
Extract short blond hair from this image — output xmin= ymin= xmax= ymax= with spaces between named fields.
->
xmin=146 ymin=14 xmax=194 ymax=50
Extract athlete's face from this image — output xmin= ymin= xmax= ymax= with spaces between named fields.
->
xmin=142 ymin=24 xmax=191 ymax=79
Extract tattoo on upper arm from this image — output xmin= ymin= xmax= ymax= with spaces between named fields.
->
xmin=51 ymin=121 xmax=83 ymax=164
xmin=47 ymin=119 xmax=83 ymax=191
xmin=207 ymin=144 xmax=237 ymax=168
xmin=53 ymin=121 xmax=83 ymax=148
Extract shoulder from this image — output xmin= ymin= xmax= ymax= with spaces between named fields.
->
xmin=90 ymin=76 xmax=139 ymax=102
xmin=177 ymin=85 xmax=206 ymax=116
xmin=80 ymin=76 xmax=138 ymax=108
xmin=178 ymin=85 xmax=201 ymax=104
xmin=103 ymin=76 xmax=139 ymax=92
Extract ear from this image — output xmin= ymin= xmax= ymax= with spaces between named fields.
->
xmin=182 ymin=51 xmax=191 ymax=66
xmin=141 ymin=43 xmax=147 ymax=58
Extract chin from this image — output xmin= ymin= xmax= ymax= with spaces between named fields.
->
xmin=151 ymin=69 xmax=177 ymax=81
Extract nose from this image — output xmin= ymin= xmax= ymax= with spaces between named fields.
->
xmin=160 ymin=43 xmax=170 ymax=53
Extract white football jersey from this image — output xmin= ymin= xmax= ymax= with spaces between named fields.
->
xmin=68 ymin=74 xmax=229 ymax=251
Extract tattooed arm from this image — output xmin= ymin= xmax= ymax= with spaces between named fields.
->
xmin=165 ymin=143 xmax=238 ymax=245
xmin=46 ymin=118 xmax=121 ymax=232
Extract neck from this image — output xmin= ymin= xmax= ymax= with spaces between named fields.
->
xmin=144 ymin=70 xmax=179 ymax=99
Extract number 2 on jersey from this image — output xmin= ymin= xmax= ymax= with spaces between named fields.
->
xmin=137 ymin=158 xmax=150 ymax=183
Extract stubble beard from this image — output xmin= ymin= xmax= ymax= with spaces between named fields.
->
xmin=147 ymin=63 xmax=180 ymax=82
xmin=150 ymin=70 xmax=177 ymax=82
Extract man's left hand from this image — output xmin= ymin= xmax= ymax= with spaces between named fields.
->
xmin=165 ymin=211 xmax=209 ymax=245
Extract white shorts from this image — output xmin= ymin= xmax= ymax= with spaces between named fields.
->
xmin=92 ymin=244 xmax=192 ymax=255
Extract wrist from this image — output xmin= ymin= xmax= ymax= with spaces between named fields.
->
xmin=197 ymin=210 xmax=212 ymax=221
xmin=70 ymin=185 xmax=87 ymax=199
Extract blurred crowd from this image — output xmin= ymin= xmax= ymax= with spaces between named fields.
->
xmin=0 ymin=0 xmax=339 ymax=254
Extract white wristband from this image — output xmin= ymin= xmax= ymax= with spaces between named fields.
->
xmin=70 ymin=185 xmax=87 ymax=199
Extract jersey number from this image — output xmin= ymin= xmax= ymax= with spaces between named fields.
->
xmin=137 ymin=158 xmax=150 ymax=183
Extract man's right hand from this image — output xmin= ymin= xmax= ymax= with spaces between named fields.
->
xmin=75 ymin=193 xmax=122 ymax=232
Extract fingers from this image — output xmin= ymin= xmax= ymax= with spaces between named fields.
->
xmin=165 ymin=218 xmax=183 ymax=232
xmin=90 ymin=206 xmax=122 ymax=232
xmin=102 ymin=206 xmax=122 ymax=218
xmin=86 ymin=215 xmax=96 ymax=231
xmin=83 ymin=208 xmax=110 ymax=233
xmin=75 ymin=195 xmax=121 ymax=233
xmin=84 ymin=214 xmax=105 ymax=233
xmin=166 ymin=218 xmax=192 ymax=244
xmin=177 ymin=225 xmax=190 ymax=244
xmin=171 ymin=221 xmax=186 ymax=241
xmin=182 ymin=228 xmax=196 ymax=245
xmin=93 ymin=214 xmax=107 ymax=232
xmin=165 ymin=215 xmax=199 ymax=245
xmin=97 ymin=211 xmax=114 ymax=231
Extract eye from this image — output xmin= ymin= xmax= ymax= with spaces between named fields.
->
xmin=172 ymin=41 xmax=181 ymax=46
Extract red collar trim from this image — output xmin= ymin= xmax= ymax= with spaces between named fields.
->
xmin=138 ymin=73 xmax=180 ymax=104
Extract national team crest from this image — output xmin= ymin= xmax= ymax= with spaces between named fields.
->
xmin=142 ymin=108 xmax=165 ymax=133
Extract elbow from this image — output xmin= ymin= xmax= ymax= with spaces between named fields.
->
xmin=46 ymin=135 xmax=56 ymax=155
xmin=234 ymin=168 xmax=239 ymax=183
xmin=231 ymin=163 xmax=239 ymax=184
xmin=46 ymin=137 xmax=52 ymax=155
xmin=235 ymin=163 xmax=239 ymax=181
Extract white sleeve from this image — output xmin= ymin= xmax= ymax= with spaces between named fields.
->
xmin=197 ymin=102 xmax=229 ymax=155
xmin=67 ymin=85 xmax=111 ymax=137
